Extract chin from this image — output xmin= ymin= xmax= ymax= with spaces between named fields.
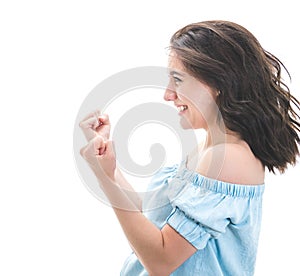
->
xmin=179 ymin=116 xmax=207 ymax=130
xmin=179 ymin=117 xmax=194 ymax=129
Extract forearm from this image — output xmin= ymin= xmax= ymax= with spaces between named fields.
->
xmin=98 ymin=177 xmax=171 ymax=275
xmin=114 ymin=208 xmax=167 ymax=274
xmin=114 ymin=168 xmax=142 ymax=210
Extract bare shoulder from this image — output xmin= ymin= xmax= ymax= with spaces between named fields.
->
xmin=195 ymin=142 xmax=265 ymax=185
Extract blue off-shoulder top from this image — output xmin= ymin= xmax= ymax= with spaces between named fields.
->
xmin=120 ymin=159 xmax=265 ymax=276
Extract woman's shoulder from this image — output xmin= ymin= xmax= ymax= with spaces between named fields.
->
xmin=193 ymin=141 xmax=265 ymax=185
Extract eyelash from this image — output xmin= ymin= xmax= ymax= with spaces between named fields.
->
xmin=170 ymin=75 xmax=182 ymax=85
xmin=174 ymin=76 xmax=182 ymax=83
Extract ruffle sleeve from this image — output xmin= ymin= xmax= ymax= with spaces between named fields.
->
xmin=166 ymin=168 xmax=264 ymax=250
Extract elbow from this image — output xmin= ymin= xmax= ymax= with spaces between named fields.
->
xmin=146 ymin=263 xmax=174 ymax=276
xmin=148 ymin=269 xmax=169 ymax=276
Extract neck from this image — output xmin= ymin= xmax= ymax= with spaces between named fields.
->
xmin=204 ymin=125 xmax=241 ymax=149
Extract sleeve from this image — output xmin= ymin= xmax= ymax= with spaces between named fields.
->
xmin=166 ymin=180 xmax=233 ymax=250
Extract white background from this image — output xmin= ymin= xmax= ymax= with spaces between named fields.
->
xmin=0 ymin=0 xmax=299 ymax=275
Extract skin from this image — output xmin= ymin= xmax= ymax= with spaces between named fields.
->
xmin=165 ymin=53 xmax=265 ymax=184
xmin=79 ymin=54 xmax=265 ymax=275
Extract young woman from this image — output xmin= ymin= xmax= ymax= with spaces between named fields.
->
xmin=79 ymin=21 xmax=300 ymax=275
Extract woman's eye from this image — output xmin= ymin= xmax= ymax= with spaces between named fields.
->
xmin=168 ymin=73 xmax=182 ymax=86
xmin=173 ymin=76 xmax=182 ymax=85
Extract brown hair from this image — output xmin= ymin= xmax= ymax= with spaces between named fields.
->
xmin=170 ymin=20 xmax=300 ymax=173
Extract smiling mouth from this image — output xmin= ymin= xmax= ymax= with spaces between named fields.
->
xmin=177 ymin=105 xmax=188 ymax=112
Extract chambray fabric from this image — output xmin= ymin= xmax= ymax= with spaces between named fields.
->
xmin=120 ymin=159 xmax=264 ymax=276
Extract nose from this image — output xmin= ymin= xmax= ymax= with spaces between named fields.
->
xmin=164 ymin=87 xmax=177 ymax=101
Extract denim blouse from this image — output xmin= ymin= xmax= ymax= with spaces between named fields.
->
xmin=120 ymin=159 xmax=264 ymax=276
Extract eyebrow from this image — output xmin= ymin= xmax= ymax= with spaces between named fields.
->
xmin=169 ymin=70 xmax=185 ymax=77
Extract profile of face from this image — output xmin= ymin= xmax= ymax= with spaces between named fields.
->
xmin=164 ymin=52 xmax=219 ymax=130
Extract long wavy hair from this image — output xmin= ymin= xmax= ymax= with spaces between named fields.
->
xmin=170 ymin=20 xmax=300 ymax=173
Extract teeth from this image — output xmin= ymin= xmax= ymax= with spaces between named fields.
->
xmin=178 ymin=105 xmax=187 ymax=112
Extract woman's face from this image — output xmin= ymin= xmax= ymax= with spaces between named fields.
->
xmin=164 ymin=53 xmax=219 ymax=130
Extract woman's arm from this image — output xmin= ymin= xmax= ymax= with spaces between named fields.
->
xmin=81 ymin=138 xmax=197 ymax=275
xmin=113 ymin=206 xmax=196 ymax=276
xmin=114 ymin=167 xmax=143 ymax=211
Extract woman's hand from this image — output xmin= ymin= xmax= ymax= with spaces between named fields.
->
xmin=79 ymin=110 xmax=111 ymax=144
xmin=80 ymin=136 xmax=116 ymax=181
xmin=79 ymin=111 xmax=115 ymax=180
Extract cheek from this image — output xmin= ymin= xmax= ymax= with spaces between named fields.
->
xmin=190 ymin=103 xmax=208 ymax=123
xmin=177 ymin=83 xmax=218 ymax=117
xmin=181 ymin=92 xmax=215 ymax=114
xmin=178 ymin=83 xmax=213 ymax=105
xmin=190 ymin=96 xmax=219 ymax=127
